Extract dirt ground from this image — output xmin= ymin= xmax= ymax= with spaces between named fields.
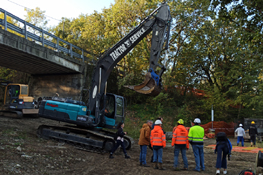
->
xmin=0 ymin=116 xmax=258 ymax=175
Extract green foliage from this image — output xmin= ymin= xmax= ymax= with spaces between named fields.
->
xmin=176 ymin=104 xmax=192 ymax=127
xmin=147 ymin=92 xmax=175 ymax=116
xmin=1 ymin=0 xmax=263 ymax=124
xmin=24 ymin=7 xmax=48 ymax=30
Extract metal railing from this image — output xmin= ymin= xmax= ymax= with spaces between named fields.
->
xmin=0 ymin=8 xmax=95 ymax=62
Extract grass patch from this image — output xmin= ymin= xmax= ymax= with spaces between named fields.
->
xmin=2 ymin=128 xmax=16 ymax=135
xmin=14 ymin=142 xmax=22 ymax=146
xmin=15 ymin=132 xmax=28 ymax=140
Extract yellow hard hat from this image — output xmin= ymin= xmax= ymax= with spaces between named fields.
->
xmin=177 ymin=119 xmax=184 ymax=125
xmin=251 ymin=121 xmax=255 ymax=124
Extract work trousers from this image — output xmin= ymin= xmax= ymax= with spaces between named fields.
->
xmin=139 ymin=145 xmax=147 ymax=165
xmin=153 ymin=147 xmax=163 ymax=163
xmin=215 ymin=143 xmax=228 ymax=169
xmin=237 ymin=136 xmax=244 ymax=146
xmin=192 ymin=144 xmax=205 ymax=171
xmin=250 ymin=135 xmax=256 ymax=145
xmin=174 ymin=146 xmax=188 ymax=168
xmin=111 ymin=140 xmax=127 ymax=155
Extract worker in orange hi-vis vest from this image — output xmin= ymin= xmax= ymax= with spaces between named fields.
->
xmin=171 ymin=119 xmax=189 ymax=171
xmin=150 ymin=120 xmax=166 ymax=170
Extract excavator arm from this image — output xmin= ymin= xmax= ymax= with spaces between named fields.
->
xmin=89 ymin=2 xmax=172 ymax=119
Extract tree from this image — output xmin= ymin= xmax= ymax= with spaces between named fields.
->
xmin=24 ymin=7 xmax=48 ymax=30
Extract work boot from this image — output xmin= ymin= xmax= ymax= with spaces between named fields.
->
xmin=173 ymin=167 xmax=180 ymax=171
xmin=154 ymin=162 xmax=158 ymax=169
xmin=109 ymin=154 xmax=114 ymax=159
xmin=125 ymin=154 xmax=130 ymax=159
xmin=142 ymin=164 xmax=150 ymax=167
xmin=158 ymin=163 xmax=165 ymax=170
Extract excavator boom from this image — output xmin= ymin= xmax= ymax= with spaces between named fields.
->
xmin=89 ymin=2 xmax=172 ymax=116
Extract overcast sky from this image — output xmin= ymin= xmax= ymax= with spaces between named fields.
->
xmin=1 ymin=0 xmax=116 ymax=27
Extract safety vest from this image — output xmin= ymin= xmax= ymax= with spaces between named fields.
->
xmin=188 ymin=125 xmax=204 ymax=144
xmin=150 ymin=125 xmax=166 ymax=147
xmin=171 ymin=125 xmax=189 ymax=148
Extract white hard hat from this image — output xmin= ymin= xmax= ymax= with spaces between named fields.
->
xmin=194 ymin=118 xmax=201 ymax=124
xmin=239 ymin=124 xmax=243 ymax=127
xmin=155 ymin=120 xmax=162 ymax=125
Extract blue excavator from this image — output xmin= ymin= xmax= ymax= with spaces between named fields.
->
xmin=37 ymin=2 xmax=172 ymax=152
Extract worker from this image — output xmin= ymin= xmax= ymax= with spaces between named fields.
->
xmin=138 ymin=120 xmax=153 ymax=167
xmin=15 ymin=90 xmax=19 ymax=97
xmin=188 ymin=118 xmax=205 ymax=172
xmin=150 ymin=117 xmax=165 ymax=162
xmin=150 ymin=120 xmax=166 ymax=170
xmin=109 ymin=122 xmax=130 ymax=159
xmin=215 ymin=132 xmax=232 ymax=175
xmin=235 ymin=124 xmax=246 ymax=147
xmin=171 ymin=119 xmax=189 ymax=171
xmin=249 ymin=121 xmax=258 ymax=147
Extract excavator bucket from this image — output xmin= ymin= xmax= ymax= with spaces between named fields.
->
xmin=124 ymin=72 xmax=161 ymax=96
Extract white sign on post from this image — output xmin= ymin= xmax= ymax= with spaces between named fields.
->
xmin=211 ymin=110 xmax=214 ymax=121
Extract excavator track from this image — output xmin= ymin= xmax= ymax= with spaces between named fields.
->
xmin=0 ymin=110 xmax=23 ymax=119
xmin=37 ymin=125 xmax=133 ymax=154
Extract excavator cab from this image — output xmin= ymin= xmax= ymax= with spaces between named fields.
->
xmin=4 ymin=84 xmax=35 ymax=110
xmin=104 ymin=93 xmax=125 ymax=129
xmin=5 ymin=84 xmax=23 ymax=104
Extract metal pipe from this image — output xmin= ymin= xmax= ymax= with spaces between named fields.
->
xmin=99 ymin=68 xmax=101 ymax=93
xmin=81 ymin=49 xmax=84 ymax=62
xmin=24 ymin=21 xmax=27 ymax=39
xmin=56 ymin=38 xmax=59 ymax=52
xmin=4 ymin=11 xmax=7 ymax=31
xmin=70 ymin=44 xmax=73 ymax=57
xmin=104 ymin=81 xmax=107 ymax=95
xmin=140 ymin=5 xmax=162 ymax=24
xmin=42 ymin=29 xmax=44 ymax=46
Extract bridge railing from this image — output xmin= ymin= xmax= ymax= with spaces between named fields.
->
xmin=0 ymin=8 xmax=96 ymax=62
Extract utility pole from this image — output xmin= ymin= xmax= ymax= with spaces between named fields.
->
xmin=211 ymin=104 xmax=214 ymax=129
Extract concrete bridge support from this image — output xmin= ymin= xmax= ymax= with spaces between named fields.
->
xmin=29 ymin=71 xmax=87 ymax=101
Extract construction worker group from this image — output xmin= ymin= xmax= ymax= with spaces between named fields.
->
xmin=138 ymin=117 xmax=205 ymax=172
xmin=110 ymin=118 xmax=258 ymax=174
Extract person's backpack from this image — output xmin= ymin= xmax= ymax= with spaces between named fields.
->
xmin=215 ymin=132 xmax=232 ymax=155
xmin=238 ymin=169 xmax=255 ymax=175
xmin=216 ymin=132 xmax=227 ymax=142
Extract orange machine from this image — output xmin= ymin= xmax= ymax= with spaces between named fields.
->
xmin=0 ymin=80 xmax=38 ymax=118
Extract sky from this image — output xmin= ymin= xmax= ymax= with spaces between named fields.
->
xmin=1 ymin=0 xmax=116 ymax=27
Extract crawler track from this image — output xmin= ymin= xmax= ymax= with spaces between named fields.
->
xmin=0 ymin=110 xmax=23 ymax=119
xmin=37 ymin=125 xmax=133 ymax=153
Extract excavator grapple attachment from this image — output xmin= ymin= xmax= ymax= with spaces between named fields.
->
xmin=124 ymin=72 xmax=161 ymax=96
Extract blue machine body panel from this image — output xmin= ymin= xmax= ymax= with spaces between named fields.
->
xmin=43 ymin=100 xmax=115 ymax=127
xmin=44 ymin=100 xmax=87 ymax=121
xmin=105 ymin=117 xmax=115 ymax=126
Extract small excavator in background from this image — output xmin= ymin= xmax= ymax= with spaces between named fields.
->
xmin=0 ymin=79 xmax=39 ymax=118
xmin=37 ymin=2 xmax=172 ymax=152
